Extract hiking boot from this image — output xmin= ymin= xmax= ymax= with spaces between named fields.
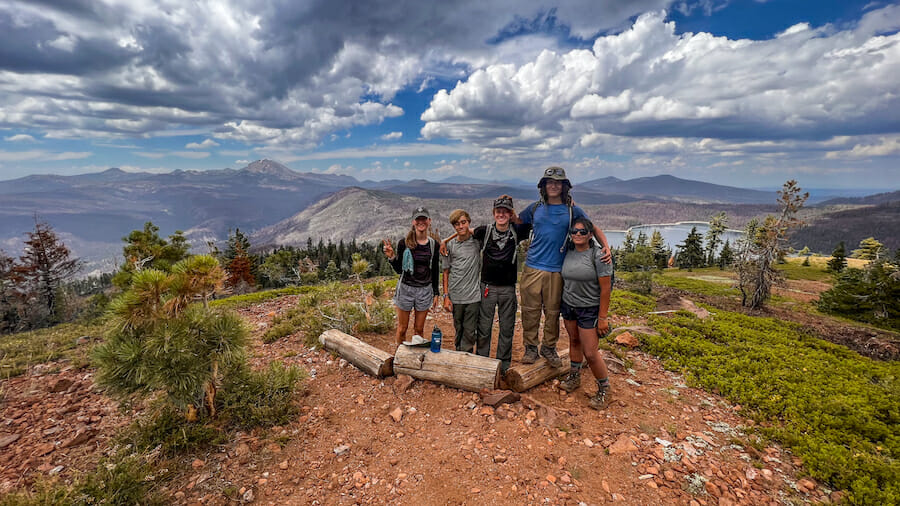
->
xmin=521 ymin=345 xmax=539 ymax=364
xmin=540 ymin=346 xmax=563 ymax=368
xmin=589 ymin=386 xmax=610 ymax=410
xmin=560 ymin=369 xmax=582 ymax=393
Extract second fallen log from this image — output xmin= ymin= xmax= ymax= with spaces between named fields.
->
xmin=318 ymin=329 xmax=394 ymax=378
xmin=506 ymin=348 xmax=570 ymax=392
xmin=393 ymin=346 xmax=500 ymax=392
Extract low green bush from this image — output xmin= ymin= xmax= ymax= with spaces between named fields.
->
xmin=618 ymin=271 xmax=655 ymax=295
xmin=609 ymin=290 xmax=656 ymax=317
xmin=219 ymin=362 xmax=306 ymax=429
xmin=644 ymin=309 xmax=900 ymax=504
xmin=0 ymin=453 xmax=164 ymax=506
xmin=121 ymin=405 xmax=226 ymax=457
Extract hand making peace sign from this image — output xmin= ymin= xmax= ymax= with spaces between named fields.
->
xmin=381 ymin=238 xmax=395 ymax=260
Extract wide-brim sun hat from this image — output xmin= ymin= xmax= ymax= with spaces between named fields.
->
xmin=538 ymin=166 xmax=570 ymax=187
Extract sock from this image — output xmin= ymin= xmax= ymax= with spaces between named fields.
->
xmin=570 ymin=361 xmax=583 ymax=371
xmin=597 ymin=377 xmax=609 ymax=390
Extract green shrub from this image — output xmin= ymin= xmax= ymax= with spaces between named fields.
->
xmin=619 ymin=271 xmax=655 ymax=295
xmin=121 ymin=406 xmax=226 ymax=457
xmin=644 ymin=310 xmax=900 ymax=504
xmin=219 ymin=362 xmax=305 ymax=429
xmin=0 ymin=453 xmax=164 ymax=506
xmin=609 ymin=290 xmax=655 ymax=317
xmin=261 ymin=280 xmax=396 ymax=347
xmin=263 ymin=320 xmax=297 ymax=343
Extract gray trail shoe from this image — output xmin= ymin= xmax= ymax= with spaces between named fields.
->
xmin=589 ymin=387 xmax=610 ymax=410
xmin=540 ymin=346 xmax=563 ymax=368
xmin=560 ymin=369 xmax=582 ymax=393
xmin=521 ymin=345 xmax=539 ymax=364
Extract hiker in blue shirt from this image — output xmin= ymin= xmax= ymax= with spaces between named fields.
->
xmin=517 ymin=167 xmax=611 ymax=367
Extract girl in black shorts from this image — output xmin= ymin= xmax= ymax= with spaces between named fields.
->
xmin=558 ymin=217 xmax=614 ymax=409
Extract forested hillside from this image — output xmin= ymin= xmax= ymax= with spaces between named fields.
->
xmin=791 ymin=201 xmax=900 ymax=252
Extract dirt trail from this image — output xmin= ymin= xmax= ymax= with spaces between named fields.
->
xmin=0 ymin=293 xmax=838 ymax=505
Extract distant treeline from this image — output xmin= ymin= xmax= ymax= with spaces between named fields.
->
xmin=255 ymin=238 xmax=396 ymax=288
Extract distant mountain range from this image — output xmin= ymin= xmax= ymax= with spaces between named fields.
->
xmin=817 ymin=190 xmax=900 ymax=206
xmin=0 ymin=159 xmax=894 ymax=266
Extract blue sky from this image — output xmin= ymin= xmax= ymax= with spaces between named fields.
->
xmin=0 ymin=0 xmax=898 ymax=189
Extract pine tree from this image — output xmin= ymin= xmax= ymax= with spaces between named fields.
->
xmin=676 ymin=227 xmax=705 ymax=271
xmin=226 ymin=242 xmax=256 ymax=292
xmin=818 ymin=260 xmax=900 ymax=329
xmin=705 ymin=212 xmax=728 ymax=267
xmin=649 ymin=230 xmax=668 ymax=270
xmin=622 ymin=230 xmax=635 ymax=254
xmin=827 ymin=242 xmax=848 ymax=273
xmin=16 ymin=220 xmax=81 ymax=326
xmin=717 ymin=240 xmax=734 ymax=269
xmin=115 ymin=222 xmax=190 ymax=287
xmin=735 ymin=180 xmax=808 ymax=309
xmin=635 ymin=231 xmax=648 ymax=248
xmin=93 ymin=255 xmax=246 ymax=421
xmin=323 ymin=260 xmax=340 ymax=281
xmin=852 ymin=237 xmax=884 ymax=260
xmin=0 ymin=250 xmax=23 ymax=333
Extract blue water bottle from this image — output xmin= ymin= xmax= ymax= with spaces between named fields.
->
xmin=430 ymin=325 xmax=442 ymax=353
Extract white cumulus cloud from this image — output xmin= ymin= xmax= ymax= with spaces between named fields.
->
xmin=422 ymin=7 xmax=900 ymax=160
xmin=185 ymin=138 xmax=220 ymax=149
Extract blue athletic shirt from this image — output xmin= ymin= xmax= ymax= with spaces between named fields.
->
xmin=518 ymin=202 xmax=587 ymax=272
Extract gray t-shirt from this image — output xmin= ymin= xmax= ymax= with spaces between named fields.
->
xmin=561 ymin=247 xmax=614 ymax=308
xmin=441 ymin=235 xmax=482 ymax=304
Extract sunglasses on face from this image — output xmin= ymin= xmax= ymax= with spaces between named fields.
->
xmin=570 ymin=228 xmax=590 ymax=236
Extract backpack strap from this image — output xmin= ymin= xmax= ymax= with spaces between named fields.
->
xmin=591 ymin=240 xmax=615 ymax=290
xmin=527 ymin=201 xmax=541 ymax=244
xmin=559 ymin=203 xmax=574 ymax=253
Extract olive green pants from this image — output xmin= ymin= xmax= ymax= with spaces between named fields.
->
xmin=519 ymin=266 xmax=563 ymax=349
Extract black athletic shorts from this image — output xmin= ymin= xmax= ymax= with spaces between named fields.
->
xmin=560 ymin=301 xmax=599 ymax=329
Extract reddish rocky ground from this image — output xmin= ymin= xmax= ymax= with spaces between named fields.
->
xmin=1 ymin=293 xmax=840 ymax=505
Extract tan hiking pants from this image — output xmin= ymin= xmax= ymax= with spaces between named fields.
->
xmin=520 ymin=265 xmax=563 ymax=349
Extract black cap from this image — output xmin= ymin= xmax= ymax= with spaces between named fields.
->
xmin=493 ymin=195 xmax=514 ymax=210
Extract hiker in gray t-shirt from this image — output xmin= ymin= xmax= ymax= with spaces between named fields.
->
xmin=442 ymin=209 xmax=483 ymax=354
xmin=558 ymin=217 xmax=614 ymax=410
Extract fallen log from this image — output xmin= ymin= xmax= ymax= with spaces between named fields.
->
xmin=318 ymin=329 xmax=394 ymax=378
xmin=393 ymin=346 xmax=500 ymax=392
xmin=506 ymin=348 xmax=570 ymax=393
